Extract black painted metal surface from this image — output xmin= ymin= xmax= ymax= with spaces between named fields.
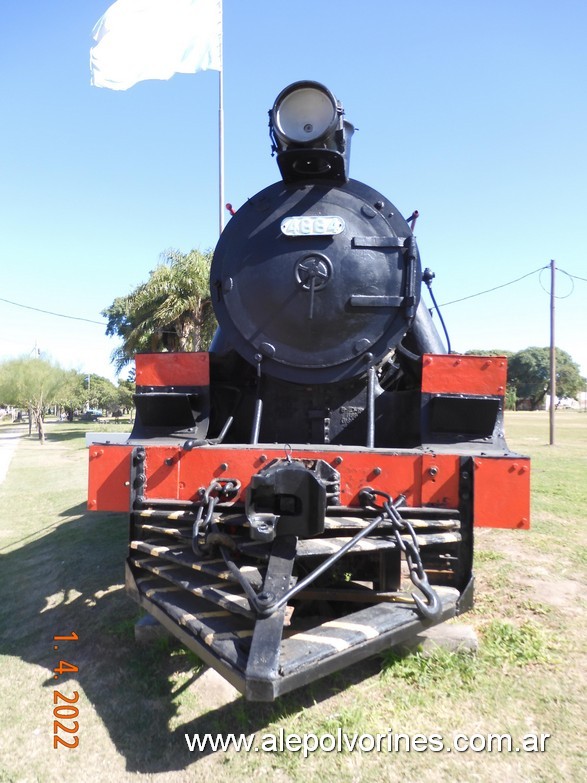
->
xmin=211 ymin=178 xmax=421 ymax=383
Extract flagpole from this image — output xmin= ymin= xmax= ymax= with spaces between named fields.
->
xmin=218 ymin=0 xmax=224 ymax=235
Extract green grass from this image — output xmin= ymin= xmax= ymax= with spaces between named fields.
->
xmin=0 ymin=412 xmax=586 ymax=782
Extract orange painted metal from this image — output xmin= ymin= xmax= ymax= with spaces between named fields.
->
xmin=88 ymin=441 xmax=529 ymax=530
xmin=421 ymin=454 xmax=460 ymax=508
xmin=87 ymin=444 xmax=133 ymax=512
xmin=422 ymin=354 xmax=507 ymax=396
xmin=473 ymin=456 xmax=530 ymax=529
xmin=135 ymin=352 xmax=210 ymax=387
xmin=141 ymin=446 xmax=461 ymax=510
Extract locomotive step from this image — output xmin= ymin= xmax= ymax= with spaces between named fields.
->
xmin=129 ymin=555 xmax=257 ymax=618
xmin=134 ymin=516 xmax=460 ymax=539
xmin=323 ymin=515 xmax=460 ymax=532
xmin=132 ymin=572 xmax=253 ymax=671
xmin=136 ymin=508 xmax=199 ymax=521
xmin=238 ymin=530 xmax=461 ymax=559
xmin=135 ymin=522 xmax=193 ymax=541
xmin=127 ymin=560 xmax=460 ymax=701
xmin=131 ymin=533 xmax=461 ymax=579
xmin=129 ymin=538 xmax=264 ymax=586
xmin=134 ymin=509 xmax=461 ymax=532
xmin=132 ymin=523 xmax=461 ymax=554
xmin=277 ymin=586 xmax=460 ymax=683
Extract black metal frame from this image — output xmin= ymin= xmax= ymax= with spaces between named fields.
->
xmin=126 ymin=444 xmax=472 ymax=701
xmin=126 ymin=562 xmax=461 ymax=701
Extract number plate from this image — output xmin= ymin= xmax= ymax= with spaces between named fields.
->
xmin=281 ymin=215 xmax=345 ymax=237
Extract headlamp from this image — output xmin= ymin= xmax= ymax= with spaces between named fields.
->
xmin=272 ymin=82 xmax=340 ymax=147
xmin=269 ymin=81 xmax=354 ymax=184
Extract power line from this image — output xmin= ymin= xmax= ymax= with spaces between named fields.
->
xmin=539 ymin=266 xmax=575 ymax=299
xmin=0 ymin=263 xmax=584 ymax=325
xmin=0 ymin=296 xmax=104 ymax=325
xmin=563 ymin=270 xmax=587 ymax=283
xmin=439 ymin=266 xmax=548 ymax=307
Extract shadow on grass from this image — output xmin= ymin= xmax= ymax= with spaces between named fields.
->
xmin=0 ymin=504 xmax=381 ymax=774
xmin=59 ymin=502 xmax=88 ymax=517
xmin=45 ymin=428 xmax=92 ymax=443
xmin=45 ymin=424 xmax=132 ymax=445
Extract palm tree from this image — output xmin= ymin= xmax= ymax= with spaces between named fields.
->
xmin=102 ymin=249 xmax=216 ymax=373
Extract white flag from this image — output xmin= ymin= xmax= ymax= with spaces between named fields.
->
xmin=90 ymin=0 xmax=222 ymax=90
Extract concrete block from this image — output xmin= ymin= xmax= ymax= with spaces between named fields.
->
xmin=192 ymin=667 xmax=240 ymax=707
xmin=134 ymin=614 xmax=171 ymax=644
xmin=396 ymin=622 xmax=479 ymax=656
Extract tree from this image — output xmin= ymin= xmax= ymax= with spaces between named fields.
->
xmin=114 ymin=378 xmax=135 ymax=417
xmin=0 ymin=357 xmax=68 ymax=443
xmin=508 ymin=347 xmax=584 ymax=410
xmin=102 ymin=249 xmax=217 ymax=373
xmin=55 ymin=370 xmax=87 ymax=421
xmin=85 ymin=374 xmax=119 ymax=413
xmin=464 ymin=349 xmax=515 ymax=359
xmin=55 ymin=372 xmax=121 ymax=420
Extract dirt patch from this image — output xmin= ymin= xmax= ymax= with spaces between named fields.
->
xmin=522 ymin=575 xmax=584 ymax=612
xmin=475 ymin=525 xmax=586 ymax=619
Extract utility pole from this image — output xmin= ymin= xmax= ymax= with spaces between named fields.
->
xmin=549 ymin=259 xmax=556 ymax=445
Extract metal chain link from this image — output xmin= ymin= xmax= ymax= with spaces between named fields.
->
xmin=364 ymin=488 xmax=442 ymax=621
xmin=192 ymin=479 xmax=240 ymax=556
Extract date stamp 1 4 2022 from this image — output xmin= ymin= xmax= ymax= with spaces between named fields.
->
xmin=52 ymin=632 xmax=79 ymax=749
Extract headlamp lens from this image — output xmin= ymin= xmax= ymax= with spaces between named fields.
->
xmin=275 ymin=85 xmax=337 ymax=145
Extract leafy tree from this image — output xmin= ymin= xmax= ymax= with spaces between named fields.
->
xmin=0 ymin=357 xmax=68 ymax=443
xmin=102 ymin=249 xmax=216 ymax=373
xmin=85 ymin=374 xmax=119 ymax=412
xmin=464 ymin=349 xmax=515 ymax=359
xmin=114 ymin=378 xmax=135 ymax=416
xmin=508 ymin=347 xmax=584 ymax=410
xmin=55 ymin=370 xmax=87 ymax=421
xmin=55 ymin=372 xmax=120 ymax=419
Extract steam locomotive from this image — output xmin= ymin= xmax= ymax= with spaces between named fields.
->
xmin=88 ymin=81 xmax=530 ymax=701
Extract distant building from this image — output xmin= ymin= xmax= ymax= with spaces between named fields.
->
xmin=545 ymin=392 xmax=587 ymax=411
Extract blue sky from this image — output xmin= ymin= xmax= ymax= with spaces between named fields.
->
xmin=1 ymin=0 xmax=586 ymax=383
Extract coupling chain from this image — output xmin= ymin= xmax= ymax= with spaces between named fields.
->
xmin=362 ymin=488 xmax=442 ymax=621
xmin=192 ymin=478 xmax=240 ymax=556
